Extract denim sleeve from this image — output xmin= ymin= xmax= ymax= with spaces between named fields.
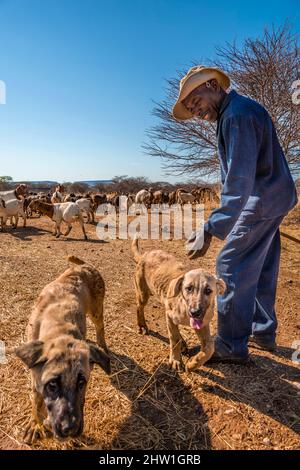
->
xmin=204 ymin=115 xmax=261 ymax=240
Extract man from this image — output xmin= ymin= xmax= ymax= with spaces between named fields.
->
xmin=172 ymin=65 xmax=298 ymax=363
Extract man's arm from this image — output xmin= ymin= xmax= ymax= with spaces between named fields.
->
xmin=205 ymin=114 xmax=262 ymax=240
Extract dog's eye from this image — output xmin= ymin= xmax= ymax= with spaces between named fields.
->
xmin=185 ymin=285 xmax=193 ymax=293
xmin=77 ymin=374 xmax=86 ymax=390
xmin=204 ymin=287 xmax=212 ymax=295
xmin=46 ymin=379 xmax=59 ymax=394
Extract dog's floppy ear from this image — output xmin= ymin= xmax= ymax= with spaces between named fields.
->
xmin=216 ymin=278 xmax=226 ymax=295
xmin=167 ymin=274 xmax=184 ymax=298
xmin=15 ymin=341 xmax=44 ymax=369
xmin=89 ymin=344 xmax=111 ymax=375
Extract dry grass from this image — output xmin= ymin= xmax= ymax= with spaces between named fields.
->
xmin=0 ymin=206 xmax=299 ymax=450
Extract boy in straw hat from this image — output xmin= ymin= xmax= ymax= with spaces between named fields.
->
xmin=173 ymin=65 xmax=297 ymax=363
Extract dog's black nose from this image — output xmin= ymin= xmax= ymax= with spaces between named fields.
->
xmin=59 ymin=417 xmax=78 ymax=437
xmin=189 ymin=308 xmax=204 ymax=318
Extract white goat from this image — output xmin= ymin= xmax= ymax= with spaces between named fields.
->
xmin=29 ymin=200 xmax=87 ymax=240
xmin=0 ymin=198 xmax=27 ymax=230
xmin=0 ymin=184 xmax=27 ymax=202
xmin=135 ymin=189 xmax=152 ymax=206
xmin=75 ymin=198 xmax=94 ymax=223
xmin=51 ymin=190 xmax=63 ymax=204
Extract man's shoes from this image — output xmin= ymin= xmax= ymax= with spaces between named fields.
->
xmin=206 ymin=351 xmax=250 ymax=365
xmin=248 ymin=336 xmax=276 ymax=352
xmin=207 ymin=336 xmax=251 ymax=364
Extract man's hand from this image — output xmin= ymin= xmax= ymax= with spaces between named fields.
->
xmin=186 ymin=230 xmax=213 ymax=259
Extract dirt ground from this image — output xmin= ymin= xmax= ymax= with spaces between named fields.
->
xmin=0 ymin=205 xmax=299 ymax=450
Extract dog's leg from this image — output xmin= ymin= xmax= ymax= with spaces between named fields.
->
xmin=23 ymin=387 xmax=47 ymax=445
xmin=166 ymin=312 xmax=184 ymax=372
xmin=179 ymin=334 xmax=188 ymax=355
xmin=134 ymin=272 xmax=150 ymax=335
xmin=90 ymin=296 xmax=108 ymax=353
xmin=185 ymin=325 xmax=214 ymax=372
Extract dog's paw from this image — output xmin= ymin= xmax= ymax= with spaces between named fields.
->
xmin=185 ymin=362 xmax=195 ymax=373
xmin=185 ymin=357 xmax=200 ymax=372
xmin=169 ymin=357 xmax=185 ymax=372
xmin=23 ymin=420 xmax=45 ymax=445
xmin=138 ymin=325 xmax=149 ymax=335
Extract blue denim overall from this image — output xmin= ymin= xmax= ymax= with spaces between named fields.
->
xmin=204 ymin=91 xmax=297 ymax=357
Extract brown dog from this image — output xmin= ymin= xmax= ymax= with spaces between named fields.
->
xmin=15 ymin=256 xmax=110 ymax=444
xmin=131 ymin=237 xmax=225 ymax=372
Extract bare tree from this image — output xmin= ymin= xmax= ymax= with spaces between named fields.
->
xmin=144 ymin=23 xmax=300 ymax=178
xmin=94 ymin=175 xmax=210 ymax=194
xmin=144 ymin=80 xmax=219 ymax=178
xmin=62 ymin=182 xmax=90 ymax=194
xmin=216 ymin=23 xmax=300 ymax=174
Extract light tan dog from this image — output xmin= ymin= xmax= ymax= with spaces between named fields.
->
xmin=15 ymin=256 xmax=110 ymax=444
xmin=131 ymin=238 xmax=225 ymax=372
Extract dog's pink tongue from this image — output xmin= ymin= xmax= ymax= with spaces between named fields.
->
xmin=190 ymin=317 xmax=203 ymax=329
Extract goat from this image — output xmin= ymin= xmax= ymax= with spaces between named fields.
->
xmin=51 ymin=184 xmax=65 ymax=204
xmin=51 ymin=190 xmax=63 ymax=204
xmin=152 ymin=190 xmax=169 ymax=205
xmin=24 ymin=195 xmax=39 ymax=217
xmin=177 ymin=190 xmax=195 ymax=205
xmin=29 ymin=200 xmax=87 ymax=240
xmin=135 ymin=189 xmax=153 ymax=207
xmin=64 ymin=193 xmax=77 ymax=202
xmin=92 ymin=193 xmax=107 ymax=210
xmin=0 ymin=198 xmax=26 ymax=230
xmin=0 ymin=184 xmax=27 ymax=202
xmin=76 ymin=197 xmax=95 ymax=223
xmin=168 ymin=190 xmax=177 ymax=205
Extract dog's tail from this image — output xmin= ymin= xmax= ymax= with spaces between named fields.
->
xmin=131 ymin=235 xmax=142 ymax=263
xmin=68 ymin=255 xmax=86 ymax=265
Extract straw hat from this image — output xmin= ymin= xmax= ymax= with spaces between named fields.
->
xmin=172 ymin=65 xmax=230 ymax=121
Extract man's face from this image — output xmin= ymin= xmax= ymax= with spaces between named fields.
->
xmin=182 ymin=80 xmax=222 ymax=122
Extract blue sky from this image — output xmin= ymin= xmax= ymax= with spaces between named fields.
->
xmin=0 ymin=0 xmax=299 ymax=183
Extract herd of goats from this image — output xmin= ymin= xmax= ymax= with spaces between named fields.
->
xmin=0 ymin=183 xmax=220 ymax=239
